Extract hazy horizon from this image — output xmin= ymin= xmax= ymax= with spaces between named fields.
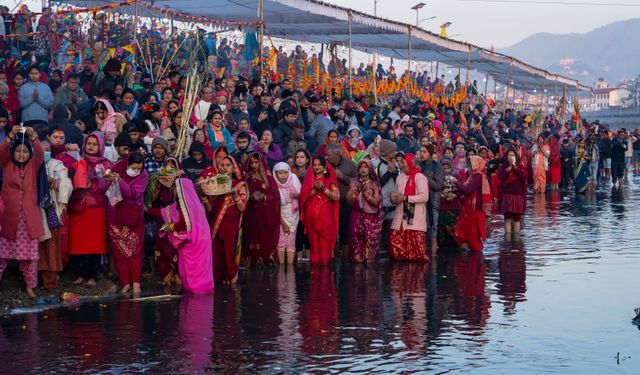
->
xmin=325 ymin=0 xmax=640 ymax=48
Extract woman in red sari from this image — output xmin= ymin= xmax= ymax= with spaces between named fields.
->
xmin=68 ymin=133 xmax=112 ymax=285
xmin=453 ymin=155 xmax=489 ymax=251
xmin=242 ymin=152 xmax=281 ymax=266
xmin=202 ymin=156 xmax=248 ymax=284
xmin=300 ymin=156 xmax=340 ymax=266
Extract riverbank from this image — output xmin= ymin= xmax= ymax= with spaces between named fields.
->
xmin=0 ymin=265 xmax=172 ymax=315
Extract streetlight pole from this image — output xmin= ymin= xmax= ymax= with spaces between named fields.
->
xmin=411 ymin=2 xmax=426 ymax=27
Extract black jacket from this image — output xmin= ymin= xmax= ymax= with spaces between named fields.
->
xmin=181 ymin=141 xmax=213 ymax=182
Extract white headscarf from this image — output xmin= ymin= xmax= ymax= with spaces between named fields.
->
xmin=272 ymin=162 xmax=301 ymax=212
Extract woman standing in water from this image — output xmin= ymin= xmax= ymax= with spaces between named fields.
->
xmin=346 ymin=159 xmax=382 ymax=263
xmin=388 ymin=153 xmax=430 ymax=262
xmin=242 ymin=152 xmax=281 ymax=266
xmin=573 ymin=138 xmax=591 ymax=194
xmin=497 ymin=148 xmax=527 ymax=239
xmin=161 ymin=178 xmax=214 ymax=294
xmin=203 ymin=156 xmax=248 ymax=284
xmin=453 ymin=155 xmax=488 ymax=251
xmin=530 ymin=135 xmax=550 ymax=194
xmin=0 ymin=126 xmax=44 ymax=297
xmin=300 ymin=156 xmax=340 ymax=266
xmin=292 ymin=149 xmax=312 ymax=262
xmin=273 ymin=162 xmax=301 ymax=265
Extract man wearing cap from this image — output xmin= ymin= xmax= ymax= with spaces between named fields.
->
xmin=114 ymin=131 xmax=134 ymax=161
xmin=373 ymin=139 xmax=399 ymax=256
xmin=145 ymin=137 xmax=169 ymax=174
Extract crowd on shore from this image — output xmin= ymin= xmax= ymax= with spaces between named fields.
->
xmin=1 ymin=32 xmax=639 ymax=298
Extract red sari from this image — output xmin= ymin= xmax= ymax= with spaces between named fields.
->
xmin=454 ymin=156 xmax=488 ymax=252
xmin=242 ymin=153 xmax=281 ymax=266
xmin=300 ymin=164 xmax=340 ymax=266
xmin=204 ymin=157 xmax=248 ymax=283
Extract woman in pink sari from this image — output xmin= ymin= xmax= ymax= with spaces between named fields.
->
xmin=161 ymin=178 xmax=214 ymax=294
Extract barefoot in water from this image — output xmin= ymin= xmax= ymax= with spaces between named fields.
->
xmin=26 ymin=288 xmax=36 ymax=298
xmin=230 ymin=274 xmax=239 ymax=284
xmin=73 ymin=277 xmax=84 ymax=285
xmin=132 ymin=283 xmax=141 ymax=296
xmin=86 ymin=279 xmax=97 ymax=286
xmin=121 ymin=284 xmax=131 ymax=294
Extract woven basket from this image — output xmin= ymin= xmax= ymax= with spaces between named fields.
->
xmin=199 ymin=175 xmax=232 ymax=196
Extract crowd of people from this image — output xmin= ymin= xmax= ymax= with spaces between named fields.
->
xmin=0 ymin=28 xmax=638 ymax=298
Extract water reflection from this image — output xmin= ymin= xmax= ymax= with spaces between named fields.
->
xmin=3 ymin=187 xmax=640 ymax=373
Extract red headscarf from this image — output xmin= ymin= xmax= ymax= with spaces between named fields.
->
xmin=402 ymin=153 xmax=421 ymax=196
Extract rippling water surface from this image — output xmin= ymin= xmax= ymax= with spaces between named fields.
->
xmin=2 ymin=182 xmax=640 ymax=374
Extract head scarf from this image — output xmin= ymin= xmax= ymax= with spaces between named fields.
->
xmin=273 ymin=162 xmax=301 ymax=213
xmin=402 ymin=153 xmax=422 ymax=196
xmin=324 ymin=129 xmax=339 ymax=145
xmin=95 ymin=98 xmax=123 ymax=135
xmin=10 ymin=133 xmax=34 ymax=169
xmin=82 ymin=132 xmax=107 ymax=165
xmin=220 ymin=155 xmax=243 ymax=181
xmin=243 ymin=152 xmax=271 ymax=188
xmin=299 ymin=157 xmax=339 ymax=243
xmin=468 ymin=155 xmax=491 ymax=199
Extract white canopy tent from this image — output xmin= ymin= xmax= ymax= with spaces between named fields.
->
xmin=62 ymin=0 xmax=591 ymax=95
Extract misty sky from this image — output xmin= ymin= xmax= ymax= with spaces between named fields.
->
xmin=324 ymin=0 xmax=640 ymax=48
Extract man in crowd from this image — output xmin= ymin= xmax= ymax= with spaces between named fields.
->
xmin=54 ymin=74 xmax=89 ymax=113
xmin=325 ymin=144 xmax=356 ymax=258
xmin=145 ymin=137 xmax=169 ymax=173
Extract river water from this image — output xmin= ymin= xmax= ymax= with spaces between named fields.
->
xmin=1 ymin=184 xmax=640 ymax=374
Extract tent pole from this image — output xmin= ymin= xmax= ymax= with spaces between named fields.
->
xmin=561 ymin=83 xmax=567 ymax=128
xmin=258 ymin=0 xmax=264 ymax=82
xmin=493 ymin=80 xmax=497 ymax=100
xmin=407 ymin=26 xmax=412 ymax=99
xmin=133 ymin=0 xmax=139 ymax=65
xmin=483 ymin=74 xmax=488 ymax=96
xmin=348 ymin=11 xmax=353 ymax=98
xmin=373 ymin=52 xmax=378 ymax=105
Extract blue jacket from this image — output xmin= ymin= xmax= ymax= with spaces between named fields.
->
xmin=207 ymin=126 xmax=235 ymax=153
xmin=19 ymin=82 xmax=54 ymax=123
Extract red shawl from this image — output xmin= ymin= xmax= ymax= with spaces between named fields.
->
xmin=403 ymin=153 xmax=421 ymax=196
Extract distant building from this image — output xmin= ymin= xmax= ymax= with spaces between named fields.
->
xmin=587 ymin=87 xmax=631 ymax=111
xmin=595 ymin=78 xmax=609 ymax=89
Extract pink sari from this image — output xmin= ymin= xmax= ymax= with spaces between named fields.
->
xmin=161 ymin=178 xmax=214 ymax=294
